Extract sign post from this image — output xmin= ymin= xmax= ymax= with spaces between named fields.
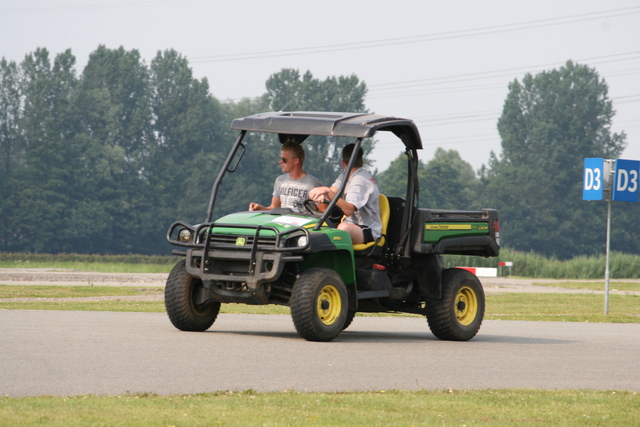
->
xmin=604 ymin=200 xmax=611 ymax=315
xmin=583 ymin=158 xmax=640 ymax=314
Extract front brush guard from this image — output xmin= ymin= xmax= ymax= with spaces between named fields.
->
xmin=170 ymin=221 xmax=310 ymax=304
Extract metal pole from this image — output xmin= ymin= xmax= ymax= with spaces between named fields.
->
xmin=604 ymin=199 xmax=611 ymax=315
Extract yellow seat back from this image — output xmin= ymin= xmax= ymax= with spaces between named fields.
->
xmin=352 ymin=194 xmax=390 ymax=252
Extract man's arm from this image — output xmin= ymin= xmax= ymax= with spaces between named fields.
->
xmin=249 ymin=197 xmax=281 ymax=211
xmin=309 ymin=186 xmax=356 ymax=216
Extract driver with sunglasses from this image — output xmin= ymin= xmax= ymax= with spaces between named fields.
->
xmin=248 ymin=141 xmax=322 ymax=212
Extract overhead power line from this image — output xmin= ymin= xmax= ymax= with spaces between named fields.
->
xmin=187 ymin=7 xmax=640 ymax=63
xmin=375 ymin=134 xmax=499 ymax=150
xmin=365 ymin=64 xmax=640 ymax=106
xmin=367 ymin=67 xmax=640 ymax=100
xmin=411 ymin=111 xmax=501 ymax=126
xmin=413 ymin=116 xmax=499 ymax=127
xmin=368 ymin=51 xmax=640 ymax=92
xmin=397 ymin=92 xmax=638 ymax=128
xmin=613 ymin=94 xmax=640 ymax=104
xmin=422 ymin=136 xmax=499 ymax=148
xmin=367 ymin=82 xmax=507 ymax=100
xmin=411 ymin=109 xmax=500 ymax=120
xmin=377 ymin=116 xmax=640 ymax=151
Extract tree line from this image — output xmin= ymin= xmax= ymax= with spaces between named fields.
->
xmin=0 ymin=47 xmax=369 ymax=254
xmin=377 ymin=60 xmax=636 ymax=258
xmin=1 ymin=47 xmax=636 ymax=258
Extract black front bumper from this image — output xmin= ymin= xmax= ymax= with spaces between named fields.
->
xmin=168 ymin=221 xmax=311 ymax=305
xmin=185 ymin=247 xmax=303 ymax=304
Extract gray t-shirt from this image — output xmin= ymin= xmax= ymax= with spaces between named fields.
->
xmin=332 ymin=168 xmax=381 ymax=239
xmin=273 ymin=173 xmax=322 ymax=211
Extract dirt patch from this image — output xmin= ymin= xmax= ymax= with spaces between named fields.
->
xmin=0 ymin=269 xmax=167 ymax=302
xmin=0 ymin=293 xmax=164 ymax=303
xmin=0 ymin=268 xmax=167 ymax=287
xmin=481 ymin=276 xmax=640 ymax=295
xmin=2 ymin=269 xmax=639 ymax=297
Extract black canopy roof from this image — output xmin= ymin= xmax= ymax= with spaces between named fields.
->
xmin=231 ymin=111 xmax=423 ymax=151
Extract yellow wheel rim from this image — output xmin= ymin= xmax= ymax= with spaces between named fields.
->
xmin=317 ymin=285 xmax=342 ymax=326
xmin=455 ymin=286 xmax=478 ymax=326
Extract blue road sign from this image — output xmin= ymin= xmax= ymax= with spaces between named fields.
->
xmin=612 ymin=159 xmax=640 ymax=202
xmin=583 ymin=158 xmax=605 ymax=201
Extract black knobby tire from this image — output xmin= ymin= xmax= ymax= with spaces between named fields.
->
xmin=290 ymin=267 xmax=348 ymax=342
xmin=425 ymin=268 xmax=485 ymax=341
xmin=342 ymin=311 xmax=356 ymax=331
xmin=164 ymin=260 xmax=220 ymax=332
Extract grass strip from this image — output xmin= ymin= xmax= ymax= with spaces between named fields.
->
xmin=0 ymin=261 xmax=174 ymax=273
xmin=0 ymin=284 xmax=162 ymax=299
xmin=533 ymin=280 xmax=640 ymax=292
xmin=1 ymin=389 xmax=638 ymax=426
xmin=1 ymin=285 xmax=639 ymax=323
xmin=0 ymin=300 xmax=167 ymax=312
xmin=485 ymin=293 xmax=640 ymax=323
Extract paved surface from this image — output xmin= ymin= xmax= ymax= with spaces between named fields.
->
xmin=2 ymin=269 xmax=639 ymax=397
xmin=1 ymin=310 xmax=639 ymax=397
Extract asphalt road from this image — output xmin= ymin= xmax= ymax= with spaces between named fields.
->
xmin=2 ymin=310 xmax=639 ymax=397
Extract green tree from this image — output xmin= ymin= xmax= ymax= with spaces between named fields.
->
xmin=0 ymin=53 xmax=381 ymax=255
xmin=213 ymin=96 xmax=275 ymax=217
xmin=206 ymin=69 xmax=372 ymax=220
xmin=421 ymin=148 xmax=477 ymax=209
xmin=0 ymin=58 xmax=23 ymax=250
xmin=264 ymin=69 xmax=371 ymax=186
xmin=146 ymin=49 xmax=226 ymax=228
xmin=5 ymin=49 xmax=83 ymax=252
xmin=72 ymin=45 xmax=154 ymax=253
xmin=377 ymin=148 xmax=478 ymax=209
xmin=377 ymin=153 xmax=415 ymax=199
xmin=483 ymin=61 xmax=627 ymax=258
xmin=0 ymin=58 xmax=22 ymax=177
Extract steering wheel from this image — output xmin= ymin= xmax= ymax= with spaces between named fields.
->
xmin=300 ymin=198 xmax=344 ymax=225
xmin=301 ymin=198 xmax=323 ymax=215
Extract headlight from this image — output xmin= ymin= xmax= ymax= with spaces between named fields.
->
xmin=287 ymin=235 xmax=308 ymax=248
xmin=178 ymin=228 xmax=192 ymax=243
xmin=296 ymin=235 xmax=308 ymax=248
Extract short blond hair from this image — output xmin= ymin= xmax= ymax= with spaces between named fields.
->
xmin=282 ymin=141 xmax=305 ymax=166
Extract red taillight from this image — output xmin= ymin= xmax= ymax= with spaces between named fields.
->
xmin=493 ymin=220 xmax=500 ymax=245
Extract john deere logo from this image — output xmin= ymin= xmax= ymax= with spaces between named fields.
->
xmin=426 ymin=224 xmax=472 ymax=231
xmin=333 ymin=236 xmax=342 ymax=241
xmin=235 ymin=237 xmax=246 ymax=246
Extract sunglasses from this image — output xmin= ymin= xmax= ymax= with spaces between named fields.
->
xmin=280 ymin=157 xmax=288 ymax=163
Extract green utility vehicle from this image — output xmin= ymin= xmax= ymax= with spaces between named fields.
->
xmin=165 ymin=112 xmax=500 ymax=342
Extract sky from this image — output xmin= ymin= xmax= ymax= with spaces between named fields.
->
xmin=1 ymin=0 xmax=639 ymax=173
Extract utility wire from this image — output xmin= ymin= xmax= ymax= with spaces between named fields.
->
xmin=368 ymin=66 xmax=640 ymax=100
xmin=367 ymin=82 xmax=507 ymax=99
xmin=377 ymin=117 xmax=640 ymax=150
xmin=368 ymin=52 xmax=640 ymax=92
xmin=381 ymin=92 xmax=638 ymax=130
xmin=186 ymin=7 xmax=640 ymax=63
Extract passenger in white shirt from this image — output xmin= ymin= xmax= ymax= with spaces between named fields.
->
xmin=309 ymin=144 xmax=381 ymax=244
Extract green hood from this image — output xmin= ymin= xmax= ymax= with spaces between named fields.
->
xmin=212 ymin=211 xmax=323 ymax=235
